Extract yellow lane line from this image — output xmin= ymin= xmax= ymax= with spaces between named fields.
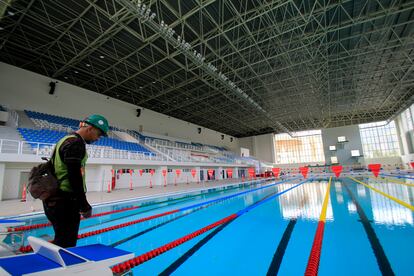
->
xmin=320 ymin=177 xmax=332 ymax=222
xmin=370 ymin=176 xmax=414 ymax=187
xmin=348 ymin=176 xmax=414 ymax=211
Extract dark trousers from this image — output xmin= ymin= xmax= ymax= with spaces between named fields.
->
xmin=43 ymin=195 xmax=80 ymax=248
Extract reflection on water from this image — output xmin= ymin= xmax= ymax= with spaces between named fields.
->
xmin=357 ymin=184 xmax=366 ymax=197
xmin=347 ymin=202 xmax=357 ymax=214
xmin=278 ymin=181 xmax=333 ymax=221
xmin=335 ymin=182 xmax=344 ymax=204
xmin=367 ymin=181 xmax=413 ymax=226
xmin=244 ymin=193 xmax=254 ymax=205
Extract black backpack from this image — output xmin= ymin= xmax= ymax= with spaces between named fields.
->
xmin=28 ymin=148 xmax=59 ymax=201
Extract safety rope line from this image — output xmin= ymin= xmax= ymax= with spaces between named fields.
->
xmin=111 ymin=179 xmax=311 ymax=274
xmin=7 ymin=206 xmax=139 ymax=232
xmin=342 ymin=182 xmax=395 ymax=275
xmin=305 ymin=177 xmax=332 ymax=276
xmin=371 ymin=176 xmax=414 ymax=187
xmin=18 ymin=177 xmax=298 ymax=253
xmin=10 ymin=178 xmax=273 ymax=233
xmin=380 ymin=173 xmax=414 ymax=180
xmin=348 ymin=176 xmax=414 ymax=211
xmin=111 ymin=215 xmax=237 ymax=274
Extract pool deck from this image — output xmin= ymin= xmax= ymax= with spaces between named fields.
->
xmin=0 ymin=178 xmax=270 ymax=218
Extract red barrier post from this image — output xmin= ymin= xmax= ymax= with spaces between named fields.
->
xmin=129 ymin=169 xmax=133 ymax=190
xmin=20 ymin=184 xmax=27 ymax=202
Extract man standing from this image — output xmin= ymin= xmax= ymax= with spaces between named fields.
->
xmin=43 ymin=114 xmax=109 ymax=248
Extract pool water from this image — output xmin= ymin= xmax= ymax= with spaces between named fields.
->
xmin=5 ymin=176 xmax=414 ymax=275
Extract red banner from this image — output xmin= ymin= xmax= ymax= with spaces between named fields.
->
xmin=272 ymin=168 xmax=281 ymax=178
xmin=129 ymin=169 xmax=133 ymax=176
xmin=410 ymin=162 xmax=414 ymax=169
xmin=139 ymin=169 xmax=143 ymax=176
xmin=162 ymin=169 xmax=167 ymax=177
xmin=175 ymin=169 xmax=181 ymax=177
xmin=331 ymin=165 xmax=343 ymax=178
xmin=368 ymin=164 xmax=381 ymax=177
xmin=191 ymin=169 xmax=197 ymax=178
xmin=150 ymin=169 xmax=155 ymax=176
xmin=248 ymin=168 xmax=255 ymax=178
xmin=226 ymin=168 xmax=233 ymax=178
xmin=207 ymin=169 xmax=214 ymax=178
xmin=299 ymin=167 xmax=309 ymax=178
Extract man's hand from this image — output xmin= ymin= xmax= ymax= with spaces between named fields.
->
xmin=80 ymin=208 xmax=92 ymax=218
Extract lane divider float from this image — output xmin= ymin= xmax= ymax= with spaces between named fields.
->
xmin=19 ymin=177 xmax=299 ymax=253
xmin=7 ymin=206 xmax=139 ymax=232
xmin=305 ymin=177 xmax=332 ymax=276
xmin=10 ymin=178 xmax=274 ymax=233
xmin=372 ymin=176 xmax=414 ymax=187
xmin=348 ymin=176 xmax=414 ymax=211
xmin=111 ymin=179 xmax=311 ymax=274
xmin=380 ymin=173 xmax=414 ymax=180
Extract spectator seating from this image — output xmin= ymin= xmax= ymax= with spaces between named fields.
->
xmin=17 ymin=128 xmax=154 ymax=156
xmin=25 ymin=110 xmax=80 ymax=129
xmin=21 ymin=110 xmax=243 ymax=163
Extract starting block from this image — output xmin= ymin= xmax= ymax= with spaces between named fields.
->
xmin=0 ymin=236 xmax=133 ymax=275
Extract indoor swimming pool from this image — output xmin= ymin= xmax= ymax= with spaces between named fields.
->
xmin=3 ymin=175 xmax=414 ymax=275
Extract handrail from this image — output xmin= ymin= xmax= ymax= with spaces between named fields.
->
xmin=0 ymin=138 xmax=165 ymax=161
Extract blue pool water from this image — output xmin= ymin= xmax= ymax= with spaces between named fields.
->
xmin=4 ymin=176 xmax=414 ymax=275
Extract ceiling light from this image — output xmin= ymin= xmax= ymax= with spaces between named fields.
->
xmin=139 ymin=86 xmax=143 ymax=89
xmin=99 ymin=55 xmax=104 ymax=59
xmin=0 ymin=27 xmax=4 ymax=31
xmin=74 ymin=70 xmax=79 ymax=74
xmin=86 ymin=63 xmax=91 ymax=67
xmin=7 ymin=11 xmax=15 ymax=16
xmin=64 ymin=76 xmax=68 ymax=79
xmin=152 ymin=81 xmax=155 ymax=84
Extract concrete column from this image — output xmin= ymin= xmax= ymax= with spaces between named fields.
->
xmin=159 ymin=166 xmax=168 ymax=187
xmin=233 ymin=167 xmax=239 ymax=179
xmin=194 ymin=167 xmax=201 ymax=183
xmin=216 ymin=167 xmax=223 ymax=180
xmin=0 ymin=163 xmax=5 ymax=201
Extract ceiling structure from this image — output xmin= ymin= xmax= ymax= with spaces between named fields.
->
xmin=0 ymin=0 xmax=413 ymax=138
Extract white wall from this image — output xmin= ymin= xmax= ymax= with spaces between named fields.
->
xmin=240 ymin=147 xmax=250 ymax=157
xmin=321 ymin=125 xmax=364 ymax=165
xmin=239 ymin=137 xmax=253 ymax=155
xmin=0 ymin=62 xmax=239 ymax=152
xmin=238 ymin=134 xmax=275 ymax=163
xmin=252 ymin=134 xmax=275 ymax=163
xmin=395 ymin=111 xmax=414 ymax=168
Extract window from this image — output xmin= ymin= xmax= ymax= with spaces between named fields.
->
xmin=338 ymin=136 xmax=347 ymax=142
xmin=359 ymin=121 xmax=400 ymax=158
xmin=401 ymin=104 xmax=414 ymax=132
xmin=351 ymin=150 xmax=360 ymax=157
xmin=274 ymin=130 xmax=325 ymax=164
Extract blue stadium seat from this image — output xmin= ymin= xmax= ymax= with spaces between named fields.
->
xmin=17 ymin=128 xmax=154 ymax=156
